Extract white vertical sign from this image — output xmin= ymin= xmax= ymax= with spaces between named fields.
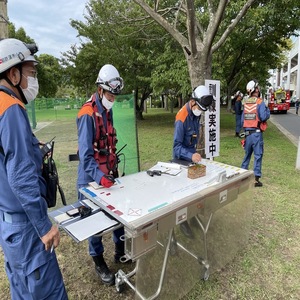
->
xmin=205 ymin=80 xmax=220 ymax=158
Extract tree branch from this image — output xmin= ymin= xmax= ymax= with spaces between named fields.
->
xmin=212 ymin=0 xmax=257 ymax=53
xmin=205 ymin=0 xmax=228 ymax=52
xmin=133 ymin=0 xmax=189 ymax=49
xmin=186 ymin=0 xmax=198 ymax=56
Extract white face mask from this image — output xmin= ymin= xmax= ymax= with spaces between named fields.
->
xmin=192 ymin=108 xmax=202 ymax=117
xmin=21 ymin=76 xmax=39 ymax=103
xmin=102 ymin=94 xmax=114 ymax=110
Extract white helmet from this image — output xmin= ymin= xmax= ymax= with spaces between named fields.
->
xmin=95 ymin=64 xmax=124 ymax=95
xmin=235 ymin=90 xmax=240 ymax=97
xmin=192 ymin=85 xmax=214 ymax=111
xmin=235 ymin=90 xmax=244 ymax=98
xmin=246 ymin=80 xmax=259 ymax=95
xmin=0 ymin=38 xmax=38 ymax=74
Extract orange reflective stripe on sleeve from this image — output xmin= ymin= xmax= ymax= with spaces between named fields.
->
xmin=77 ymin=105 xmax=94 ymax=118
xmin=176 ymin=105 xmax=189 ymax=123
xmin=0 ymin=92 xmax=25 ymax=116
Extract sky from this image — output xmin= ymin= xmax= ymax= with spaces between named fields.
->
xmin=7 ymin=0 xmax=88 ymax=58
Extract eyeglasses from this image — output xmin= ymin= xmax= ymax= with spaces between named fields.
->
xmin=22 ymin=69 xmax=38 ymax=79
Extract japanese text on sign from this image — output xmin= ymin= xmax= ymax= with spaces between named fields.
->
xmin=205 ymin=80 xmax=220 ymax=158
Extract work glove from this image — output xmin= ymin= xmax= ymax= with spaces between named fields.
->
xmin=100 ymin=175 xmax=115 ymax=188
xmin=240 ymin=139 xmax=246 ymax=149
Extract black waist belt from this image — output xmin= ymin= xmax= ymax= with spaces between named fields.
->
xmin=245 ymin=129 xmax=261 ymax=136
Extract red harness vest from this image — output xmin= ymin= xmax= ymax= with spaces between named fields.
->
xmin=243 ymin=97 xmax=263 ymax=128
xmin=82 ymin=94 xmax=118 ymax=175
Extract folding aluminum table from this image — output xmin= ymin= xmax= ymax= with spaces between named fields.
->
xmin=75 ymin=159 xmax=253 ymax=299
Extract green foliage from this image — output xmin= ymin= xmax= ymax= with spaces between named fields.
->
xmin=68 ymin=0 xmax=299 ymax=107
xmin=37 ymin=54 xmax=62 ymax=97
xmin=213 ymin=0 xmax=300 ymax=96
xmin=151 ymin=99 xmax=162 ymax=108
xmin=151 ymin=40 xmax=190 ymax=97
xmin=9 ymin=1 xmax=300 ymax=117
xmin=8 ymin=24 xmax=73 ymax=98
xmin=64 ymin=1 xmax=184 ymax=113
xmin=8 ymin=24 xmax=34 ymax=44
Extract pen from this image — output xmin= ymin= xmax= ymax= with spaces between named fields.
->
xmin=50 ymin=244 xmax=54 ymax=253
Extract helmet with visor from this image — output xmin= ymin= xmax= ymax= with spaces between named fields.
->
xmin=192 ymin=85 xmax=214 ymax=111
xmin=95 ymin=64 xmax=124 ymax=95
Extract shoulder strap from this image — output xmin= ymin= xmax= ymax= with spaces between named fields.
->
xmin=256 ymin=97 xmax=263 ymax=104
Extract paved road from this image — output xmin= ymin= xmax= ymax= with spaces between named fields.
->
xmin=269 ymin=107 xmax=300 ymax=147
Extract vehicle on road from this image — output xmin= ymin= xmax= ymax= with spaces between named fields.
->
xmin=267 ymin=87 xmax=290 ymax=114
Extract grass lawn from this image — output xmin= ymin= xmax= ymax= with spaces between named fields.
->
xmin=0 ymin=107 xmax=299 ymax=299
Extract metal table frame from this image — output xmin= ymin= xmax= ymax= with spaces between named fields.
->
xmin=77 ymin=161 xmax=253 ymax=299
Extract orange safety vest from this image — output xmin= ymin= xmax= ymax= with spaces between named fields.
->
xmin=243 ymin=97 xmax=263 ymax=128
xmin=80 ymin=94 xmax=118 ymax=175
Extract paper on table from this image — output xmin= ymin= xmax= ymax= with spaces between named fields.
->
xmin=81 ymin=199 xmax=101 ymax=211
xmin=150 ymin=162 xmax=182 ymax=176
xmin=64 ymin=212 xmax=118 ymax=242
xmin=157 ymin=162 xmax=181 ymax=170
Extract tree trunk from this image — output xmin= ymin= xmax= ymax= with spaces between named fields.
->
xmin=184 ymin=50 xmax=212 ymax=158
xmin=134 ymin=87 xmax=144 ymax=120
xmin=184 ymin=50 xmax=212 ymax=88
xmin=136 ymin=110 xmax=144 ymax=120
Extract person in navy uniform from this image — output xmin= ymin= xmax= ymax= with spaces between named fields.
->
xmin=77 ymin=64 xmax=125 ymax=286
xmin=241 ymin=80 xmax=270 ymax=187
xmin=0 ymin=38 xmax=67 ymax=300
xmin=295 ymin=98 xmax=299 ymax=115
xmin=233 ymin=91 xmax=244 ymax=137
xmin=173 ymin=85 xmax=213 ymax=238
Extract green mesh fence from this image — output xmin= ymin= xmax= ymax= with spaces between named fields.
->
xmin=26 ymin=101 xmax=37 ymax=129
xmin=113 ymin=94 xmax=140 ymax=175
xmin=28 ymin=94 xmax=139 ymax=175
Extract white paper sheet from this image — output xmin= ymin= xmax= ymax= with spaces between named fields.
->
xmin=64 ymin=212 xmax=119 ymax=242
xmin=149 ymin=162 xmax=182 ymax=176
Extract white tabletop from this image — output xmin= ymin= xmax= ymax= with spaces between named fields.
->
xmin=79 ymin=160 xmax=250 ymax=230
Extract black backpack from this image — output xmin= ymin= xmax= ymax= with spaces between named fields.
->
xmin=0 ymin=141 xmax=66 ymax=208
xmin=41 ymin=141 xmax=66 ymax=208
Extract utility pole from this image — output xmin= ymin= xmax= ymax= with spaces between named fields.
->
xmin=0 ymin=0 xmax=9 ymax=39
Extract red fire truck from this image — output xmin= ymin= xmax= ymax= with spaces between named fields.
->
xmin=267 ymin=88 xmax=290 ymax=114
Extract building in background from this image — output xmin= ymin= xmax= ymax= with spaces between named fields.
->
xmin=268 ymin=35 xmax=300 ymax=102
xmin=0 ymin=0 xmax=9 ymax=39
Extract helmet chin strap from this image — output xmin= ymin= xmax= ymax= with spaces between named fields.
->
xmin=4 ymin=66 xmax=28 ymax=104
xmin=16 ymin=85 xmax=28 ymax=104
xmin=16 ymin=65 xmax=28 ymax=104
xmin=97 ymin=87 xmax=104 ymax=101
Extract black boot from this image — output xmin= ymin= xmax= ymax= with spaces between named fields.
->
xmin=180 ymin=221 xmax=194 ymax=239
xmin=92 ymin=255 xmax=115 ymax=285
xmin=255 ymin=176 xmax=263 ymax=187
xmin=114 ymin=241 xmax=125 ymax=263
xmin=115 ymin=242 xmax=132 ymax=264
